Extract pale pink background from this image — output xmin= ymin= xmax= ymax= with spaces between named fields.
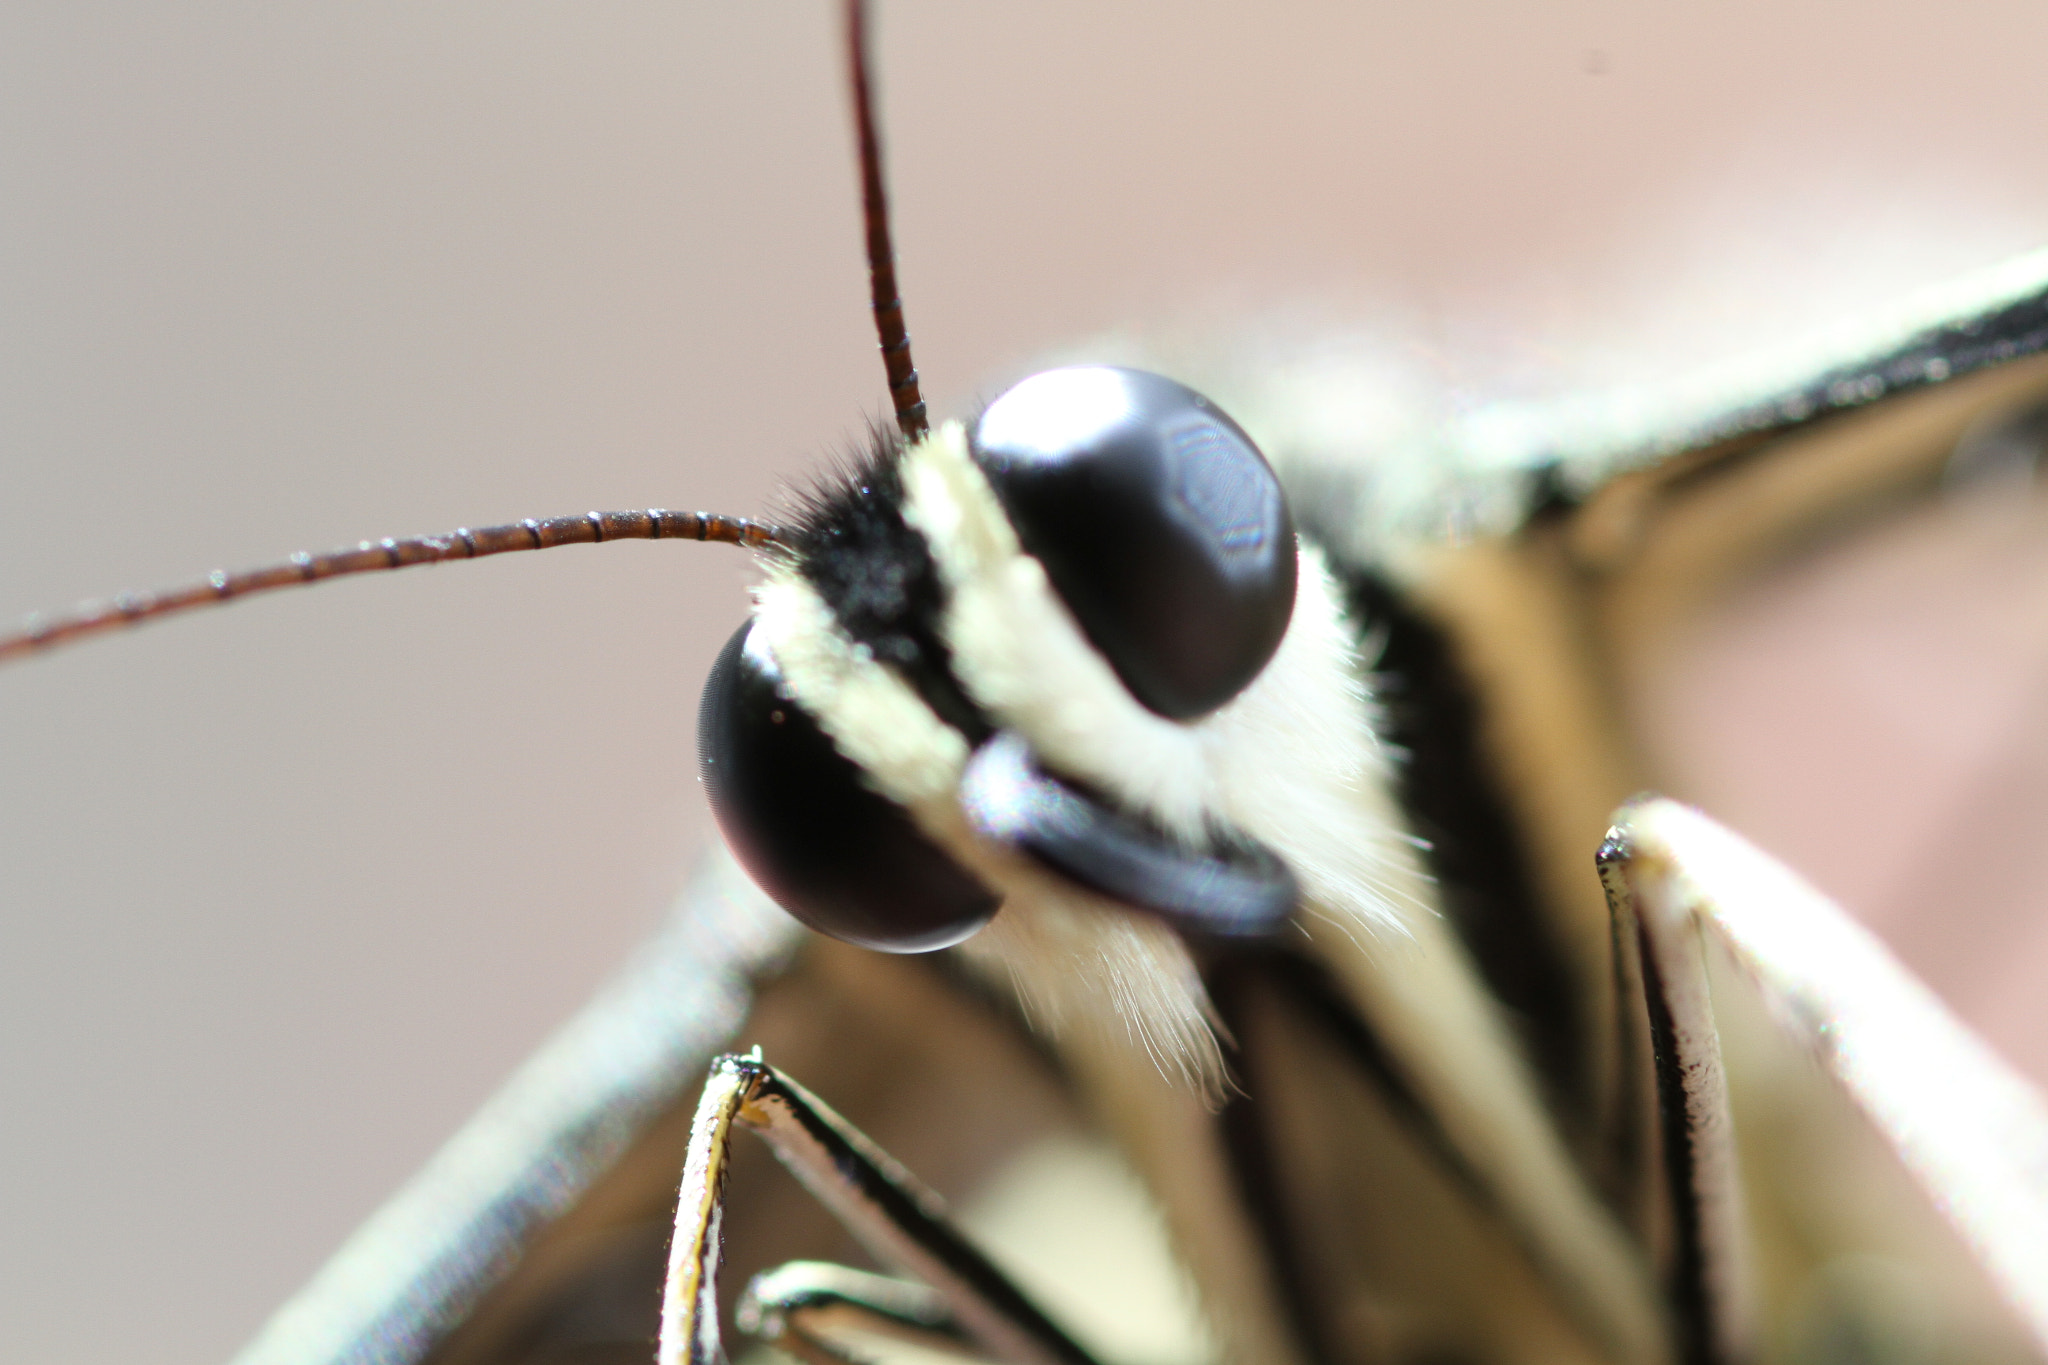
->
xmin=3 ymin=5 xmax=2048 ymax=1362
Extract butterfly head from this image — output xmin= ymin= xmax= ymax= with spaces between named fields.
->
xmin=697 ymin=365 xmax=1305 ymax=955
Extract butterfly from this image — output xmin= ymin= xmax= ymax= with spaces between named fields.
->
xmin=7 ymin=6 xmax=2048 ymax=1365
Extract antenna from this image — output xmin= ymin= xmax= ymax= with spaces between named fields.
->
xmin=0 ymin=510 xmax=783 ymax=664
xmin=1 ymin=11 xmax=929 ymax=667
xmin=847 ymin=0 xmax=928 ymax=441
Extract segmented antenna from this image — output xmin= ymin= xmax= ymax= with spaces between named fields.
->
xmin=847 ymin=0 xmax=928 ymax=441
xmin=5 ymin=9 xmax=913 ymax=666
xmin=0 ymin=510 xmax=783 ymax=664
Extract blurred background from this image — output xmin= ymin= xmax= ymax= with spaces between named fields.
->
xmin=5 ymin=4 xmax=2048 ymax=1362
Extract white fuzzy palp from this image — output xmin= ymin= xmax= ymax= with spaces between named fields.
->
xmin=751 ymin=558 xmax=1224 ymax=1092
xmin=872 ymin=424 xmax=1433 ymax=1089
xmin=756 ymin=423 xmax=1442 ymax=1091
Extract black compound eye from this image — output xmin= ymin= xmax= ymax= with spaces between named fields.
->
xmin=697 ymin=620 xmax=999 ymax=952
xmin=969 ymin=366 xmax=1297 ymax=720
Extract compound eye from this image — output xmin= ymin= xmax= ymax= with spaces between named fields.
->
xmin=970 ymin=367 xmax=1297 ymax=720
xmin=697 ymin=621 xmax=999 ymax=952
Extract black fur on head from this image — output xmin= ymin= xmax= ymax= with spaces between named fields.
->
xmin=780 ymin=422 xmax=992 ymax=740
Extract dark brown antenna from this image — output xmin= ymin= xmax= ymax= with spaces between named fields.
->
xmin=847 ymin=0 xmax=928 ymax=441
xmin=3 ymin=17 xmax=921 ymax=669
xmin=0 ymin=509 xmax=783 ymax=665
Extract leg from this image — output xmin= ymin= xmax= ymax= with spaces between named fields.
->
xmin=739 ymin=1262 xmax=975 ymax=1364
xmin=1599 ymin=812 xmax=1755 ymax=1365
xmin=1602 ymin=796 xmax=2048 ymax=1362
xmin=657 ymin=1050 xmax=1101 ymax=1365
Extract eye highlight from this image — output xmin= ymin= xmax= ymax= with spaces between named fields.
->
xmin=970 ymin=366 xmax=1298 ymax=720
xmin=697 ymin=621 xmax=999 ymax=953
